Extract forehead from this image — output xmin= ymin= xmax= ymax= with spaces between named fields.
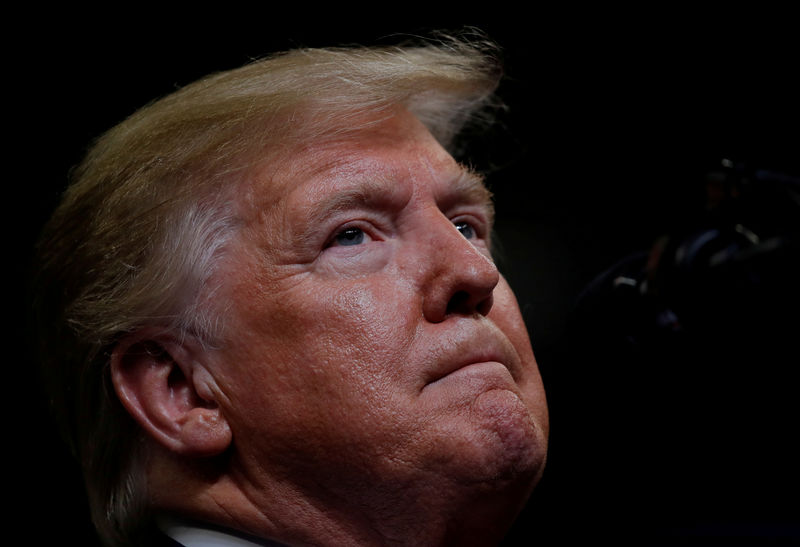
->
xmin=242 ymin=110 xmax=489 ymax=218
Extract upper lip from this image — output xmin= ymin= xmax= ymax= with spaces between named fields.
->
xmin=422 ymin=319 xmax=519 ymax=386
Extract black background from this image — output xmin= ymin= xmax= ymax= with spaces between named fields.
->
xmin=10 ymin=8 xmax=799 ymax=545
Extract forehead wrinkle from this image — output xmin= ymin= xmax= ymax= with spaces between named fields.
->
xmin=245 ymin=143 xmax=402 ymax=227
xmin=290 ymin=161 xmax=494 ymax=240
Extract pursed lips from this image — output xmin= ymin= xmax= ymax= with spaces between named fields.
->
xmin=420 ymin=320 xmax=520 ymax=390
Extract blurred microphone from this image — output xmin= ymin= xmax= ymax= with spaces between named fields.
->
xmin=571 ymin=158 xmax=800 ymax=352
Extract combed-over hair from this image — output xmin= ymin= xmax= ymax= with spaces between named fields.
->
xmin=33 ymin=34 xmax=502 ymax=546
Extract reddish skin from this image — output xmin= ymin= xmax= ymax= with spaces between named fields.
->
xmin=151 ymin=110 xmax=549 ymax=546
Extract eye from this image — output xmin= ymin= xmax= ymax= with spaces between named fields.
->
xmin=454 ymin=221 xmax=477 ymax=240
xmin=331 ymin=227 xmax=366 ymax=247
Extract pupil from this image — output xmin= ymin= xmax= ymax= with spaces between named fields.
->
xmin=456 ymin=222 xmax=475 ymax=239
xmin=337 ymin=228 xmax=364 ymax=246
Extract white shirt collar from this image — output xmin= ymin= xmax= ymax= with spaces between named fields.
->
xmin=157 ymin=515 xmax=282 ymax=547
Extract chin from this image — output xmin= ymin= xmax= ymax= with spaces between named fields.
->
xmin=475 ymin=389 xmax=546 ymax=477
xmin=432 ymin=396 xmax=546 ymax=547
xmin=425 ymin=387 xmax=547 ymax=492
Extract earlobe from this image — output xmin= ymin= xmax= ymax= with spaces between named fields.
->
xmin=110 ymin=332 xmax=232 ymax=458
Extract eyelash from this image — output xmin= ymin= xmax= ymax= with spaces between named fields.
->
xmin=325 ymin=221 xmax=377 ymax=249
xmin=324 ymin=214 xmax=488 ymax=250
xmin=454 ymin=221 xmax=476 ymax=239
xmin=331 ymin=226 xmax=368 ymax=247
xmin=451 ymin=213 xmax=490 ymax=243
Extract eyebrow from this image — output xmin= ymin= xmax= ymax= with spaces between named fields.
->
xmin=288 ymin=178 xmax=404 ymax=245
xmin=292 ymin=164 xmax=494 ymax=242
xmin=303 ymin=179 xmax=406 ymax=222
xmin=449 ymin=165 xmax=495 ymax=225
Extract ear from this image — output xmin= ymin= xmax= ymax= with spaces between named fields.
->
xmin=110 ymin=330 xmax=232 ymax=457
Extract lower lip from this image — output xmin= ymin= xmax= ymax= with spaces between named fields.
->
xmin=426 ymin=361 xmax=513 ymax=390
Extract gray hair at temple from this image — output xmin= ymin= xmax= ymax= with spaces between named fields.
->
xmin=33 ymin=34 xmax=503 ymax=546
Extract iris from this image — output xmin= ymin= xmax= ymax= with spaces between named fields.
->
xmin=455 ymin=222 xmax=476 ymax=240
xmin=334 ymin=228 xmax=365 ymax=246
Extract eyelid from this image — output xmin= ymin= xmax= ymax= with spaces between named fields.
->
xmin=450 ymin=211 xmax=491 ymax=240
xmin=323 ymin=219 xmax=384 ymax=249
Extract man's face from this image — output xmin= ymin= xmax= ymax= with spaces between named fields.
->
xmin=210 ymin=110 xmax=548 ymax=511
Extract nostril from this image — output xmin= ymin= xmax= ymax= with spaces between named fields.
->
xmin=476 ymin=293 xmax=494 ymax=316
xmin=445 ymin=291 xmax=470 ymax=316
xmin=445 ymin=290 xmax=494 ymax=317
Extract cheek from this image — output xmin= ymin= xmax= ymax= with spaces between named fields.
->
xmin=315 ymin=243 xmax=392 ymax=277
xmin=490 ymin=279 xmax=549 ymax=422
xmin=225 ymin=274 xmax=418 ymax=408
xmin=306 ymin=280 xmax=416 ymax=385
xmin=489 ymin=279 xmax=533 ymax=356
xmin=218 ymin=276 xmax=423 ymax=463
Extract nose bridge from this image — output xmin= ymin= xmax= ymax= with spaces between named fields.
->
xmin=419 ymin=209 xmax=500 ymax=322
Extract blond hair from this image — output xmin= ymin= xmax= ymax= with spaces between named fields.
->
xmin=34 ymin=34 xmax=502 ymax=546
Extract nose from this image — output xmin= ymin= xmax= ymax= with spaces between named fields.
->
xmin=420 ymin=216 xmax=500 ymax=323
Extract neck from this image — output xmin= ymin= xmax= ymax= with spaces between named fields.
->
xmin=147 ymin=447 xmax=538 ymax=546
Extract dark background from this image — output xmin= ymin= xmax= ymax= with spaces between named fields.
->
xmin=10 ymin=9 xmax=799 ymax=545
